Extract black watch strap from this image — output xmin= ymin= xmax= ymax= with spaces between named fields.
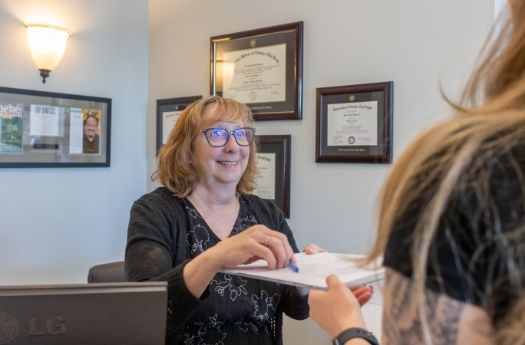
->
xmin=332 ymin=327 xmax=379 ymax=345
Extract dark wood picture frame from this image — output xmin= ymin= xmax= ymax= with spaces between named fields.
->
xmin=211 ymin=22 xmax=303 ymax=121
xmin=156 ymin=95 xmax=201 ymax=154
xmin=0 ymin=86 xmax=111 ymax=168
xmin=255 ymin=135 xmax=291 ymax=218
xmin=316 ymin=82 xmax=393 ymax=163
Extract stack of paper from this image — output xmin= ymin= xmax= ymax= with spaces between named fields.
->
xmin=220 ymin=253 xmax=384 ymax=289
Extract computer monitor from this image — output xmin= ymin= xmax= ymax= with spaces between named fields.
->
xmin=0 ymin=282 xmax=167 ymax=345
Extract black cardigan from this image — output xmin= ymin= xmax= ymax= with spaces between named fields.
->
xmin=125 ymin=187 xmax=309 ymax=344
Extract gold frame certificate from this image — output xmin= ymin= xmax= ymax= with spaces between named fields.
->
xmin=222 ymin=44 xmax=286 ymax=104
xmin=316 ymin=82 xmax=393 ymax=164
xmin=327 ymin=101 xmax=378 ymax=146
xmin=211 ymin=22 xmax=303 ymax=121
xmin=156 ymin=95 xmax=202 ymax=154
xmin=162 ymin=110 xmax=182 ymax=145
xmin=253 ymin=152 xmax=277 ymax=200
xmin=254 ymin=135 xmax=291 ymax=218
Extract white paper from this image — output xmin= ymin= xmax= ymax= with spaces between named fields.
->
xmin=222 ymin=44 xmax=286 ymax=104
xmin=253 ymin=153 xmax=276 ymax=199
xmin=220 ymin=253 xmax=384 ymax=289
xmin=327 ymin=101 xmax=378 ymax=146
xmin=69 ymin=108 xmax=83 ymax=154
xmin=30 ymin=105 xmax=60 ymax=137
xmin=162 ymin=110 xmax=182 ymax=144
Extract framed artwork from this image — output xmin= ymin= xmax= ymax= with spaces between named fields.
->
xmin=210 ymin=22 xmax=303 ymax=121
xmin=0 ymin=86 xmax=111 ymax=168
xmin=316 ymin=82 xmax=393 ymax=163
xmin=253 ymin=135 xmax=291 ymax=218
xmin=156 ymin=95 xmax=201 ymax=153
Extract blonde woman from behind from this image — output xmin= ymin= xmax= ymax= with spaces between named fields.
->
xmin=309 ymin=1 xmax=525 ymax=344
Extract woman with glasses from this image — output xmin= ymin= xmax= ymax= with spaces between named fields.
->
xmin=125 ymin=96 xmax=327 ymax=345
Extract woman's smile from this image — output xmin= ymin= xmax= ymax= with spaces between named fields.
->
xmin=218 ymin=160 xmax=239 ymax=167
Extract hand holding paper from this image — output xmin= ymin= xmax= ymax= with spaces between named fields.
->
xmin=308 ymin=275 xmax=368 ymax=338
xmin=220 ymin=253 xmax=384 ymax=289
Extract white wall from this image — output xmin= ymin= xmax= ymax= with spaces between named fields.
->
xmin=148 ymin=1 xmax=494 ymax=343
xmin=0 ymin=0 xmax=149 ymax=285
xmin=148 ymin=1 xmax=494 ymax=254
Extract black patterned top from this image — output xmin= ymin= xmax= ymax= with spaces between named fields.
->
xmin=384 ymin=144 xmax=525 ymax=324
xmin=125 ymin=188 xmax=309 ymax=345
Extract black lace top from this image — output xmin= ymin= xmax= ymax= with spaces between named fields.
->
xmin=125 ymin=188 xmax=309 ymax=345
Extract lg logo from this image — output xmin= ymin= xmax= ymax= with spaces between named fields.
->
xmin=0 ymin=312 xmax=18 ymax=344
xmin=0 ymin=312 xmax=66 ymax=344
xmin=28 ymin=316 xmax=66 ymax=336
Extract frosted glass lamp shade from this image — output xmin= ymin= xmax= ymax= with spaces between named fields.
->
xmin=26 ymin=24 xmax=72 ymax=83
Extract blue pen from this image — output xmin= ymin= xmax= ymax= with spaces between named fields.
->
xmin=287 ymin=261 xmax=299 ymax=273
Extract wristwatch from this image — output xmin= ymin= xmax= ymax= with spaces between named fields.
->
xmin=332 ymin=327 xmax=379 ymax=345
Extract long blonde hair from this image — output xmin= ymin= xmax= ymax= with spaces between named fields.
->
xmin=152 ymin=96 xmax=259 ymax=197
xmin=366 ymin=1 xmax=525 ymax=344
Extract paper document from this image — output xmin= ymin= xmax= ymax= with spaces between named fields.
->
xmin=220 ymin=253 xmax=384 ymax=289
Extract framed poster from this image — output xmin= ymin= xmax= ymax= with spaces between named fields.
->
xmin=156 ymin=95 xmax=201 ymax=153
xmin=253 ymin=135 xmax=291 ymax=218
xmin=211 ymin=22 xmax=303 ymax=121
xmin=316 ymin=82 xmax=393 ymax=163
xmin=0 ymin=87 xmax=111 ymax=168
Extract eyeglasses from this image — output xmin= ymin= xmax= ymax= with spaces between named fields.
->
xmin=196 ymin=127 xmax=256 ymax=147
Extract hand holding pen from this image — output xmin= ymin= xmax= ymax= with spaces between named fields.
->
xmin=288 ymin=261 xmax=299 ymax=273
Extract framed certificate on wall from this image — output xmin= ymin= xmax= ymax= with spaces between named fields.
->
xmin=253 ymin=135 xmax=291 ymax=218
xmin=156 ymin=95 xmax=201 ymax=154
xmin=316 ymin=82 xmax=393 ymax=163
xmin=211 ymin=22 xmax=303 ymax=121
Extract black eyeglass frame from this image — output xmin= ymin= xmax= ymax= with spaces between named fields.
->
xmin=196 ymin=127 xmax=256 ymax=147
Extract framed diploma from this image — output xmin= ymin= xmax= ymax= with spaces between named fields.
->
xmin=253 ymin=135 xmax=291 ymax=218
xmin=156 ymin=95 xmax=202 ymax=154
xmin=316 ymin=82 xmax=393 ymax=163
xmin=0 ymin=86 xmax=111 ymax=168
xmin=211 ymin=22 xmax=303 ymax=121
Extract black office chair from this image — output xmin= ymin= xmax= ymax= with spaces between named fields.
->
xmin=87 ymin=261 xmax=125 ymax=283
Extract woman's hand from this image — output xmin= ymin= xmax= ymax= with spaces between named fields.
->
xmin=302 ymin=243 xmax=328 ymax=254
xmin=184 ymin=224 xmax=295 ymax=298
xmin=351 ymin=285 xmax=374 ymax=306
xmin=210 ymin=224 xmax=296 ymax=270
xmin=308 ymin=275 xmax=367 ymax=338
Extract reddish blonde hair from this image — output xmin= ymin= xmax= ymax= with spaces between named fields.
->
xmin=152 ymin=96 xmax=259 ymax=197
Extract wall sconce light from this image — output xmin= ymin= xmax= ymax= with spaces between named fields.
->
xmin=25 ymin=24 xmax=72 ymax=84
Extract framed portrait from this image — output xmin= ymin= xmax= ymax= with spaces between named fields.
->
xmin=0 ymin=86 xmax=111 ymax=168
xmin=156 ymin=95 xmax=201 ymax=153
xmin=316 ymin=82 xmax=393 ymax=163
xmin=210 ymin=22 xmax=303 ymax=121
xmin=253 ymin=135 xmax=291 ymax=218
